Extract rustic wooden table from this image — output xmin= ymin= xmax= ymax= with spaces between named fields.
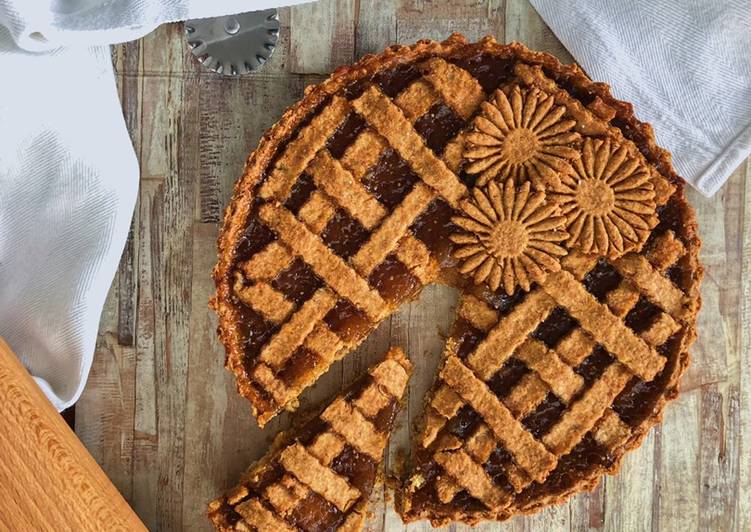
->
xmin=74 ymin=1 xmax=750 ymax=531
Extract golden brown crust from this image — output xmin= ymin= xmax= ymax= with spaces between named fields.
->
xmin=211 ymin=33 xmax=703 ymax=526
xmin=207 ymin=348 xmax=412 ymax=531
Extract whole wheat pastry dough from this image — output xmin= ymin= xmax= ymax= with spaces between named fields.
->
xmin=208 ymin=348 xmax=412 ymax=531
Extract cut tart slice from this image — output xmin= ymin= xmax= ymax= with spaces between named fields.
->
xmin=207 ymin=347 xmax=412 ymax=532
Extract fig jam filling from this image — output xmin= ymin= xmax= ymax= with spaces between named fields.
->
xmin=326 ymin=113 xmax=366 ymax=159
xmin=323 ymin=300 xmax=371 ymax=343
xmin=487 ymin=358 xmax=529 ymax=399
xmin=372 ymin=63 xmax=422 ymax=97
xmin=522 ymin=393 xmax=566 ymax=439
xmin=362 ymin=149 xmax=420 ymax=209
xmin=484 ymin=286 xmax=527 ymax=315
xmin=531 ymin=307 xmax=578 ymax=349
xmin=413 ymin=102 xmax=466 ymax=154
xmin=271 ymin=259 xmax=323 ymax=306
xmin=288 ymin=492 xmax=342 ymax=531
xmin=234 ymin=214 xmax=276 ymax=262
xmin=320 ymin=209 xmax=370 ymax=260
xmin=452 ymin=320 xmax=486 ymax=360
xmin=368 ymin=255 xmax=420 ymax=303
xmin=236 ymin=304 xmax=279 ymax=361
xmin=574 ymin=347 xmax=615 ymax=386
xmin=450 ymin=54 xmax=515 ymax=93
xmin=283 ymin=172 xmax=316 ymax=215
xmin=483 ymin=448 xmax=516 ymax=492
xmin=582 ymin=259 xmax=623 ymax=301
xmin=624 ymin=296 xmax=663 ymax=334
xmin=277 ymin=347 xmax=319 ymax=387
xmin=410 ymin=198 xmax=459 ymax=264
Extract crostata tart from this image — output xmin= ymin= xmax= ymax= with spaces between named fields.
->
xmin=212 ymin=34 xmax=702 ymax=525
xmin=208 ymin=347 xmax=411 ymax=531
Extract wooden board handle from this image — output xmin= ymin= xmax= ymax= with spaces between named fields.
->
xmin=0 ymin=338 xmax=146 ymax=531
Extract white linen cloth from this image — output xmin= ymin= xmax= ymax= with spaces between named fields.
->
xmin=530 ymin=0 xmax=751 ymax=197
xmin=0 ymin=0 xmax=305 ymax=411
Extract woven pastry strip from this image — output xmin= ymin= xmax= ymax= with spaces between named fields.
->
xmin=394 ymin=235 xmax=436 ymax=283
xmin=239 ymin=241 xmax=292 ymax=281
xmin=540 ymin=269 xmax=664 ymax=380
xmin=264 ymin=475 xmax=309 ymax=516
xmin=351 ymin=85 xmax=467 ymax=206
xmin=434 ymin=449 xmax=509 ymax=508
xmin=309 ymin=432 xmax=346 ymax=464
xmin=647 ymin=231 xmax=686 ymax=270
xmin=260 ymin=96 xmax=350 ymax=201
xmin=612 ymin=253 xmax=690 ymax=320
xmin=503 ymin=373 xmax=549 ymax=418
xmin=592 ymin=410 xmax=632 ymax=449
xmin=351 ymin=183 xmax=435 ymax=277
xmin=233 ymin=280 xmax=294 ymax=323
xmin=259 ymin=202 xmax=386 ymax=321
xmin=234 ymin=498 xmax=296 ymax=532
xmin=339 ymin=130 xmax=389 ymax=181
xmin=395 ymin=79 xmax=439 ymax=122
xmin=542 ymin=364 xmax=633 ymax=455
xmin=252 ymin=363 xmax=294 ymax=406
xmin=420 ymin=57 xmax=486 ymax=120
xmin=299 ymin=190 xmax=338 ymax=233
xmin=353 ymin=383 xmax=392 ymax=418
xmin=513 ymin=339 xmax=584 ymax=402
xmin=441 ymin=356 xmax=558 ymax=482
xmin=467 ymin=290 xmax=556 ymax=380
xmin=308 ymin=150 xmax=387 ymax=229
xmin=259 ymin=289 xmax=337 ymax=369
xmin=321 ymin=398 xmax=388 ymax=460
xmin=280 ymin=443 xmax=361 ymax=512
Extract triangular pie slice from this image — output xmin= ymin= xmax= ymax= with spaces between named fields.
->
xmin=207 ymin=347 xmax=412 ymax=532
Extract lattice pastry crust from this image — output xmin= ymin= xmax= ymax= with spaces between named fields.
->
xmin=208 ymin=348 xmax=412 ymax=531
xmin=212 ymin=34 xmax=702 ymax=526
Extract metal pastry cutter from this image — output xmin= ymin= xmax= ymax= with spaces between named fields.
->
xmin=185 ymin=9 xmax=279 ymax=75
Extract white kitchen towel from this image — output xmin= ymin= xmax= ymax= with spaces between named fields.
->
xmin=530 ymin=0 xmax=751 ymax=197
xmin=0 ymin=0 xmax=306 ymax=411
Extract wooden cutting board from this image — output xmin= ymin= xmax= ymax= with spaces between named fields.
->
xmin=0 ymin=338 xmax=146 ymax=532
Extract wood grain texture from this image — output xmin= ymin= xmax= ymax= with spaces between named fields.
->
xmin=0 ymin=339 xmax=146 ymax=532
xmin=74 ymin=1 xmax=750 ymax=531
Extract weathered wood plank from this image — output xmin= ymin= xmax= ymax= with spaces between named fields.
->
xmin=290 ymin=0 xmax=356 ymax=74
xmin=76 ymin=284 xmax=136 ymax=504
xmin=736 ymin=160 xmax=750 ymax=532
xmin=505 ymin=0 xmax=571 ymax=60
xmin=355 ymin=0 xmax=396 ymax=56
xmin=396 ymin=0 xmax=506 ymax=44
xmin=658 ymin=390 xmax=700 ymax=530
xmin=604 ymin=432 xmax=655 ymax=532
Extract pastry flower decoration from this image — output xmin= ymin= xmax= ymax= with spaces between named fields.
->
xmin=450 ymin=178 xmax=568 ymax=295
xmin=551 ymin=137 xmax=658 ymax=258
xmin=463 ymin=85 xmax=581 ymax=190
